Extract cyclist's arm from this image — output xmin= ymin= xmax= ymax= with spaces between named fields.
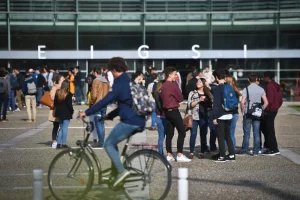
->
xmin=85 ymin=85 xmax=119 ymax=116
xmin=107 ymin=107 xmax=120 ymax=120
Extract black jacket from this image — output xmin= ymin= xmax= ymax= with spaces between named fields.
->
xmin=54 ymin=92 xmax=74 ymax=120
xmin=37 ymin=74 xmax=46 ymax=88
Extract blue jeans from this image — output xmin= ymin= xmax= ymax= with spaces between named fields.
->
xmin=104 ymin=122 xmax=140 ymax=174
xmin=151 ymin=102 xmax=157 ymax=128
xmin=155 ymin=117 xmax=166 ymax=155
xmin=190 ymin=119 xmax=208 ymax=153
xmin=94 ymin=108 xmax=107 ymax=146
xmin=208 ymin=112 xmax=217 ymax=150
xmin=57 ymin=120 xmax=70 ymax=145
xmin=8 ymin=90 xmax=16 ymax=111
xmin=240 ymin=115 xmax=261 ymax=155
xmin=36 ymin=87 xmax=43 ymax=106
xmin=75 ymin=86 xmax=82 ymax=104
xmin=230 ymin=113 xmax=239 ymax=148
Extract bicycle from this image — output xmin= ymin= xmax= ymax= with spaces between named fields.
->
xmin=48 ymin=114 xmax=172 ymax=200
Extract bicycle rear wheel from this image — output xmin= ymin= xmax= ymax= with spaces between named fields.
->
xmin=48 ymin=148 xmax=94 ymax=200
xmin=123 ymin=149 xmax=172 ymax=200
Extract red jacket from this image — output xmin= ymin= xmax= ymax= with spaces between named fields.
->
xmin=160 ymin=81 xmax=183 ymax=109
xmin=265 ymin=81 xmax=283 ymax=111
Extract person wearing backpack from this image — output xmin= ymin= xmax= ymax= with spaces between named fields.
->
xmin=35 ymin=68 xmax=47 ymax=108
xmin=0 ymin=69 xmax=10 ymax=122
xmin=239 ymin=74 xmax=269 ymax=156
xmin=79 ymin=57 xmax=146 ymax=188
xmin=22 ymin=69 xmax=37 ymax=122
xmin=211 ymin=69 xmax=236 ymax=162
xmin=262 ymin=71 xmax=283 ymax=156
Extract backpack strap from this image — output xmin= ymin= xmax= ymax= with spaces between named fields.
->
xmin=246 ymin=86 xmax=250 ymax=112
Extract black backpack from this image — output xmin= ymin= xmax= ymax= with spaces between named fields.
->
xmin=0 ymin=78 xmax=8 ymax=94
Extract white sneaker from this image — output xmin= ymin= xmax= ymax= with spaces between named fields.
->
xmin=177 ymin=154 xmax=191 ymax=162
xmin=52 ymin=142 xmax=57 ymax=149
xmin=166 ymin=155 xmax=175 ymax=162
xmin=14 ymin=108 xmax=21 ymax=112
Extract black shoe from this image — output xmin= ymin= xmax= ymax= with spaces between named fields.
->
xmin=211 ymin=153 xmax=220 ymax=160
xmin=62 ymin=144 xmax=69 ymax=149
xmin=225 ymin=154 xmax=236 ymax=162
xmin=212 ymin=156 xmax=226 ymax=163
xmin=56 ymin=144 xmax=61 ymax=149
xmin=262 ymin=150 xmax=279 ymax=156
xmin=93 ymin=139 xmax=97 ymax=144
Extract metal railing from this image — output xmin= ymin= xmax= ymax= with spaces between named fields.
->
xmin=2 ymin=0 xmax=300 ymax=13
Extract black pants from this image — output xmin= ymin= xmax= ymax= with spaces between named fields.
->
xmin=52 ymin=121 xmax=60 ymax=141
xmin=164 ymin=109 xmax=186 ymax=154
xmin=216 ymin=119 xmax=235 ymax=157
xmin=0 ymin=94 xmax=9 ymax=120
xmin=263 ymin=111 xmax=278 ymax=151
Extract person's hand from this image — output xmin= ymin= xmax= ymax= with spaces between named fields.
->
xmin=213 ymin=119 xmax=218 ymax=126
xmin=72 ymin=96 xmax=76 ymax=102
xmin=79 ymin=112 xmax=86 ymax=119
xmin=200 ymin=96 xmax=206 ymax=102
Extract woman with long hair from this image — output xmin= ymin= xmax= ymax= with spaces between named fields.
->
xmin=226 ymin=76 xmax=241 ymax=149
xmin=54 ymin=80 xmax=74 ymax=149
xmin=188 ymin=78 xmax=213 ymax=159
xmin=153 ymin=80 xmax=166 ymax=155
xmin=49 ymin=74 xmax=64 ymax=148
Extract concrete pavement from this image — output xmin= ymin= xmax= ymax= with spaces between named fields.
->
xmin=0 ymin=102 xmax=300 ymax=200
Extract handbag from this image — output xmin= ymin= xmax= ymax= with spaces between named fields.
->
xmin=246 ymin=87 xmax=263 ymax=119
xmin=40 ymin=91 xmax=54 ymax=109
xmin=183 ymin=105 xmax=193 ymax=131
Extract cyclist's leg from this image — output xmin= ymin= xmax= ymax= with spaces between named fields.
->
xmin=104 ymin=121 xmax=139 ymax=185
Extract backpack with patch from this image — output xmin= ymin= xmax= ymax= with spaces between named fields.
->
xmin=223 ymin=83 xmax=238 ymax=111
xmin=129 ymin=81 xmax=154 ymax=116
xmin=27 ymin=79 xmax=37 ymax=94
xmin=0 ymin=78 xmax=8 ymax=94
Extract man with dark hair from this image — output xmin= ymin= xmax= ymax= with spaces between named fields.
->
xmin=12 ymin=68 xmax=23 ymax=111
xmin=80 ymin=57 xmax=146 ymax=187
xmin=239 ymin=74 xmax=269 ymax=156
xmin=161 ymin=67 xmax=191 ymax=162
xmin=35 ymin=68 xmax=47 ymax=108
xmin=211 ymin=69 xmax=235 ymax=162
xmin=74 ymin=66 xmax=83 ymax=105
xmin=262 ymin=71 xmax=283 ymax=156
xmin=89 ymin=66 xmax=110 ymax=149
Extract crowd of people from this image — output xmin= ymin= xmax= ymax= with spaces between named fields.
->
xmin=0 ymin=57 xmax=284 ymax=186
xmin=0 ymin=62 xmax=283 ymax=158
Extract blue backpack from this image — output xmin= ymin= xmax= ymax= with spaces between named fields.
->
xmin=223 ymin=83 xmax=238 ymax=111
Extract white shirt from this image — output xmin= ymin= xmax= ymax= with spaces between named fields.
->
xmin=107 ymin=71 xmax=114 ymax=87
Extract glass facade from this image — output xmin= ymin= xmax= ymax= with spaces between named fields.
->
xmin=0 ymin=0 xmax=300 ymax=100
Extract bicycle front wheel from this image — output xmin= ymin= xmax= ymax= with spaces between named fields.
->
xmin=48 ymin=148 xmax=94 ymax=200
xmin=124 ymin=149 xmax=172 ymax=200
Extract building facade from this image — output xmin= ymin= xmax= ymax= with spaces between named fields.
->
xmin=0 ymin=0 xmax=299 ymax=100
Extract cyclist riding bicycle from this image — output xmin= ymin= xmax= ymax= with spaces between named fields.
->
xmin=79 ymin=57 xmax=146 ymax=187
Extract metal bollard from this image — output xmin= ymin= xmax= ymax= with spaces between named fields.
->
xmin=178 ymin=168 xmax=188 ymax=200
xmin=33 ymin=169 xmax=43 ymax=200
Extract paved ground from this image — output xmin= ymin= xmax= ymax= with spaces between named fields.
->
xmin=0 ymin=102 xmax=300 ymax=200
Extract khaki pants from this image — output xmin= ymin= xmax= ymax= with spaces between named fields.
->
xmin=25 ymin=95 xmax=36 ymax=121
xmin=15 ymin=90 xmax=23 ymax=109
